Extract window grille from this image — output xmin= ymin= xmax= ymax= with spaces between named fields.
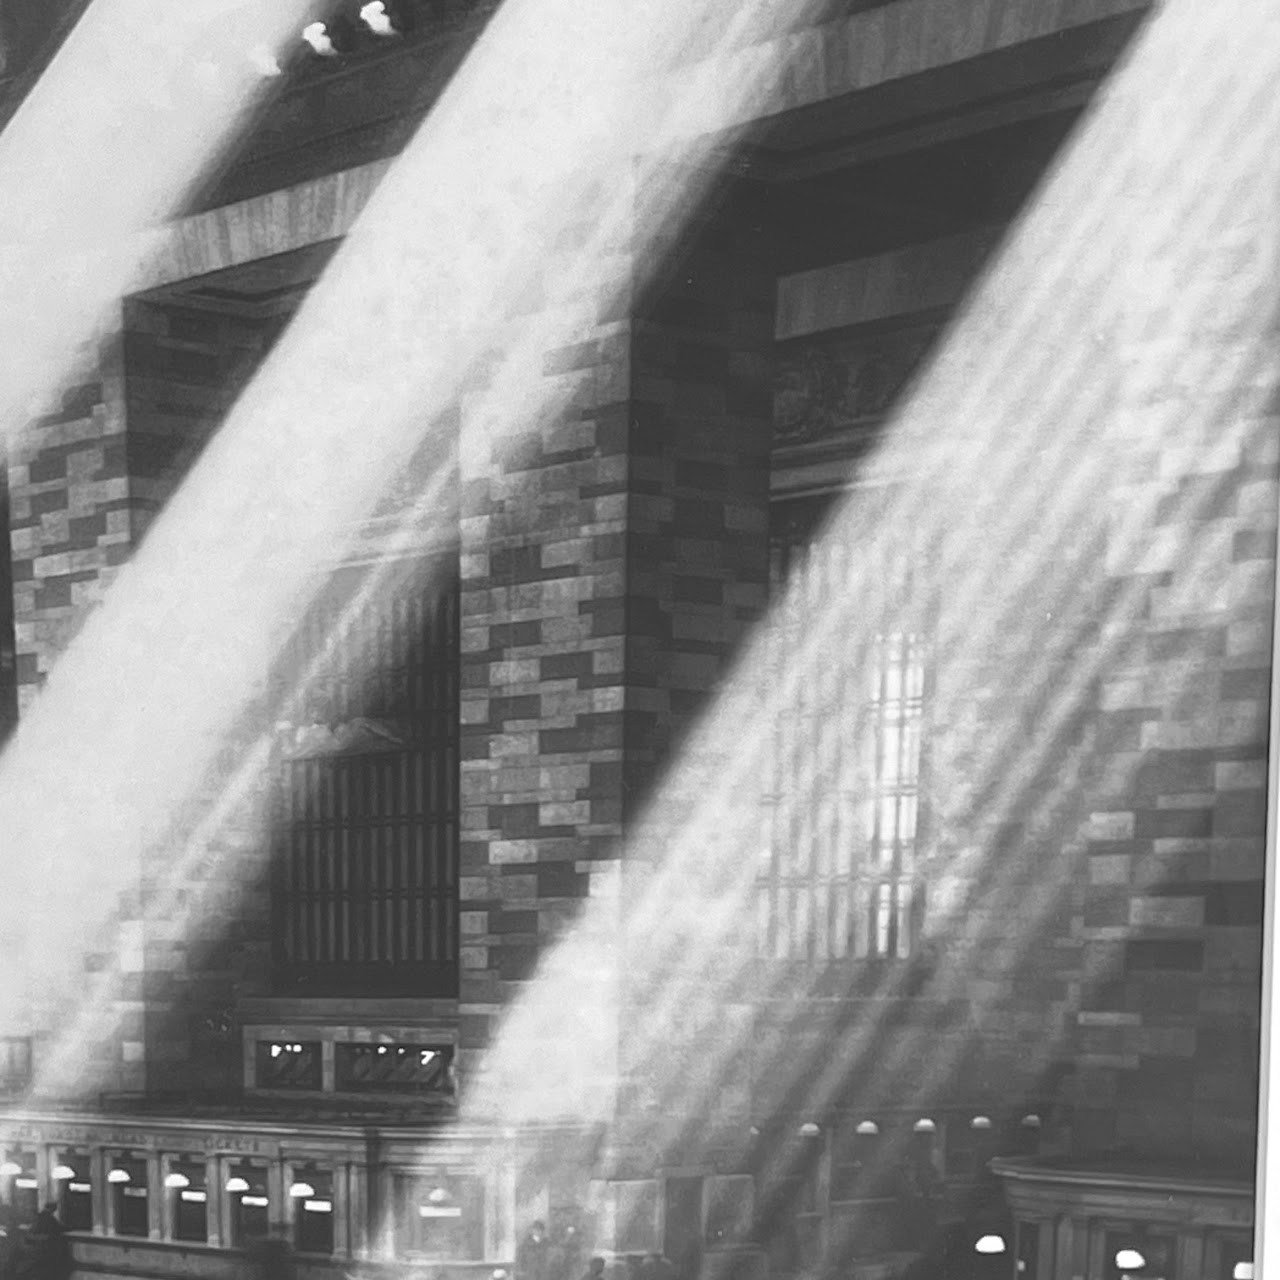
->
xmin=256 ymin=1040 xmax=323 ymax=1090
xmin=759 ymin=502 xmax=926 ymax=962
xmin=0 ymin=1037 xmax=31 ymax=1091
xmin=272 ymin=560 xmax=459 ymax=997
xmin=335 ymin=1042 xmax=452 ymax=1093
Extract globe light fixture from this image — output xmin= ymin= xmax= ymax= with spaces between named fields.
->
xmin=301 ymin=22 xmax=337 ymax=56
xmin=360 ymin=2 xmax=395 ymax=36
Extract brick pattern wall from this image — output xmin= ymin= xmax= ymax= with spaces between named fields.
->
xmin=121 ymin=300 xmax=283 ymax=1094
xmin=456 ymin=315 xmax=634 ymax=1093
xmin=917 ymin=297 xmax=1279 ymax=1171
xmin=455 ymin=191 xmax=775 ymax=1132
xmin=8 ymin=301 xmax=280 ymax=1098
xmin=613 ymin=203 xmax=775 ymax=1166
xmin=9 ymin=333 xmax=129 ymax=719
xmin=1057 ymin=374 xmax=1278 ymax=1168
xmin=752 ymin=212 xmax=1276 ymax=1189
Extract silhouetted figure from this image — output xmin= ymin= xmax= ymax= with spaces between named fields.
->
xmin=517 ymin=1221 xmax=550 ymax=1280
xmin=244 ymin=1228 xmax=296 ymax=1280
xmin=26 ymin=1204 xmax=70 ymax=1280
xmin=646 ymin=1253 xmax=678 ymax=1280
xmin=0 ymin=1222 xmax=15 ymax=1280
xmin=582 ymin=1256 xmax=606 ymax=1280
xmin=899 ymin=1223 xmax=972 ymax=1280
xmin=553 ymin=1222 xmax=585 ymax=1280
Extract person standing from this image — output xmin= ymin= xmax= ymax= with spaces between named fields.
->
xmin=646 ymin=1253 xmax=678 ymax=1280
xmin=27 ymin=1203 xmax=71 ymax=1280
xmin=517 ymin=1220 xmax=551 ymax=1280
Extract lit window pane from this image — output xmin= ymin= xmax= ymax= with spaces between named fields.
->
xmin=875 ymin=884 xmax=893 ymax=955
xmin=880 ymin=724 xmax=902 ymax=784
xmin=899 ymin=794 xmax=919 ymax=843
xmin=878 ymin=797 xmax=899 ymax=852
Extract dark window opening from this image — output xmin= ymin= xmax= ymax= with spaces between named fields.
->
xmin=0 ymin=1037 xmax=30 ymax=1092
xmin=109 ymin=1156 xmax=148 ymax=1238
xmin=394 ymin=1174 xmax=486 ymax=1260
xmin=271 ymin=559 xmax=460 ymax=997
xmin=168 ymin=1160 xmax=207 ymax=1243
xmin=2 ymin=1150 xmax=37 ymax=1223
xmin=292 ymin=1169 xmax=334 ymax=1256
xmin=1017 ymin=1221 xmax=1041 ymax=1280
xmin=1105 ymin=1232 xmax=1174 ymax=1280
xmin=830 ymin=1121 xmax=892 ymax=1202
xmin=335 ymin=1042 xmax=452 ymax=1092
xmin=228 ymin=1164 xmax=270 ymax=1248
xmin=256 ymin=1040 xmax=323 ymax=1090
xmin=53 ymin=1150 xmax=92 ymax=1231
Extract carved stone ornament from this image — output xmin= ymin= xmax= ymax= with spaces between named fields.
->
xmin=774 ymin=321 xmax=940 ymax=445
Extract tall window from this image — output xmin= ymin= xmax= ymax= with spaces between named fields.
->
xmin=0 ymin=1037 xmax=31 ymax=1092
xmin=758 ymin=499 xmax=926 ymax=962
xmin=272 ymin=558 xmax=459 ymax=996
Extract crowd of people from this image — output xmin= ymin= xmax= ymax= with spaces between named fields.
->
xmin=0 ymin=1203 xmax=73 ymax=1280
xmin=516 ymin=1220 xmax=685 ymax=1280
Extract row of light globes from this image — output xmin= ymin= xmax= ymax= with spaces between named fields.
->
xmin=1113 ymin=1248 xmax=1253 ymax=1280
xmin=243 ymin=2 xmax=415 ymax=76
xmin=2 ymin=1158 xmax=449 ymax=1210
xmin=302 ymin=2 xmax=417 ymax=58
xmin=1 ymin=1160 xmax=322 ymax=1206
xmin=782 ymin=1114 xmax=1044 ymax=1263
xmin=790 ymin=1112 xmax=1044 ymax=1137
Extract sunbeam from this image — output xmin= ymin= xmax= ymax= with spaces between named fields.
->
xmin=453 ymin=0 xmax=1279 ymax=1269
xmin=0 ymin=0 xmax=827 ymax=1097
xmin=0 ymin=0 xmax=323 ymax=445
xmin=0 ymin=0 xmax=1275 ymax=1273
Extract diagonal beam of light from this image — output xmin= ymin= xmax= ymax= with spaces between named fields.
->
xmin=0 ymin=0 xmax=322 ymax=440
xmin=1 ymin=0 xmax=829 ymax=1090
xmin=458 ymin=3 xmax=1280 ymax=1258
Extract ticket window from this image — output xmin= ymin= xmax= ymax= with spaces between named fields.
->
xmin=974 ymin=1230 xmax=1015 ymax=1280
xmin=52 ymin=1151 xmax=92 ymax=1232
xmin=1106 ymin=1233 xmax=1176 ymax=1280
xmin=396 ymin=1175 xmax=486 ymax=1260
xmin=226 ymin=1165 xmax=270 ymax=1249
xmin=166 ymin=1160 xmax=207 ymax=1244
xmin=830 ymin=1120 xmax=887 ymax=1201
xmin=948 ymin=1115 xmax=1001 ymax=1180
xmin=1015 ymin=1222 xmax=1041 ymax=1280
xmin=1216 ymin=1237 xmax=1253 ymax=1280
xmin=1 ymin=1151 xmax=39 ymax=1223
xmin=290 ymin=1169 xmax=334 ymax=1255
xmin=107 ymin=1155 xmax=149 ymax=1238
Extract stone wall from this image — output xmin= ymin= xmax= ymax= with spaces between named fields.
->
xmin=453 ymin=185 xmax=776 ymax=1144
xmin=7 ymin=299 xmax=282 ymax=1098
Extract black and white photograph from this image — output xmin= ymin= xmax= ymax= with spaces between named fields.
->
xmin=0 ymin=2 xmax=1272 ymax=1279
